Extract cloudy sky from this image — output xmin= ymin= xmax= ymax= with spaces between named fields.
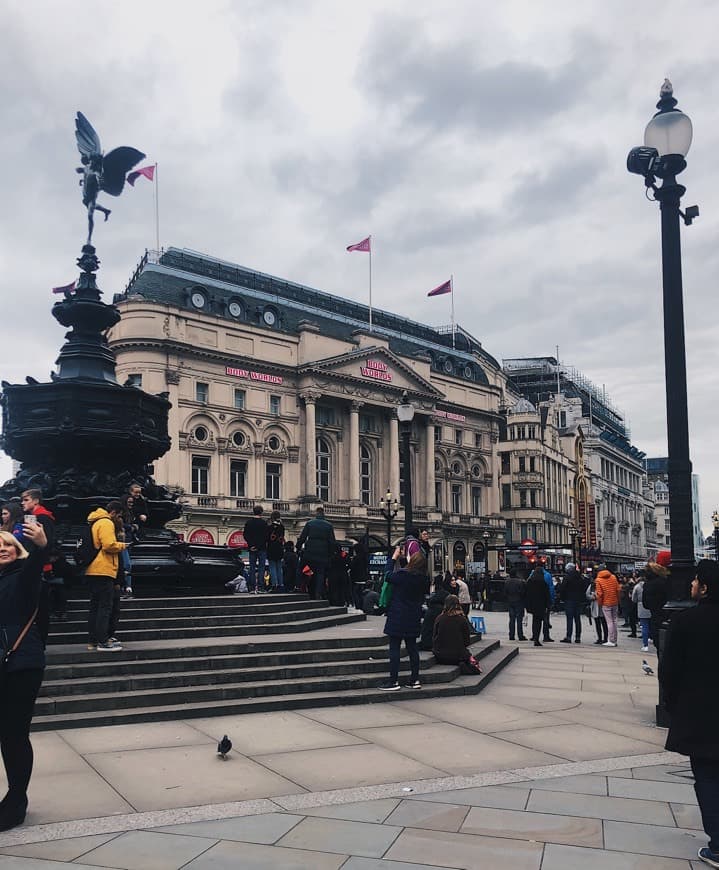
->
xmin=2 ymin=0 xmax=718 ymax=534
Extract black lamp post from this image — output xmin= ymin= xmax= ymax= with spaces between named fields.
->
xmin=712 ymin=510 xmax=719 ymax=561
xmin=569 ymin=525 xmax=580 ymax=571
xmin=397 ymin=393 xmax=415 ymax=537
xmin=379 ymin=489 xmax=398 ymax=555
xmin=627 ymin=79 xmax=696 ymax=602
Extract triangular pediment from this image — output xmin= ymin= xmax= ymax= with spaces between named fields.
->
xmin=299 ymin=346 xmax=443 ymax=399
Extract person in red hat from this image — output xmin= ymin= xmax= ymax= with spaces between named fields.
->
xmin=642 ymin=551 xmax=671 ymax=650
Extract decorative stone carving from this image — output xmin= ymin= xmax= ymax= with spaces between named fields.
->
xmin=165 ymin=370 xmax=181 ymax=385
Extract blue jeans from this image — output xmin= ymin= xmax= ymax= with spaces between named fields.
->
xmin=691 ymin=757 xmax=719 ymax=853
xmin=268 ymin=560 xmax=284 ymax=590
xmin=507 ymin=603 xmax=525 ymax=639
xmin=640 ymin=617 xmax=651 ymax=647
xmin=564 ymin=601 xmax=582 ymax=640
xmin=248 ymin=550 xmax=267 ymax=591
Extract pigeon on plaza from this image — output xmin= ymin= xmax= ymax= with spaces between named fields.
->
xmin=642 ymin=660 xmax=654 ymax=676
xmin=217 ymin=735 xmax=232 ymax=759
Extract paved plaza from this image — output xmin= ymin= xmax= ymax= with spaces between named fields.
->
xmin=0 ymin=611 xmax=708 ymax=868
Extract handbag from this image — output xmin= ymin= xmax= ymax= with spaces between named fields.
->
xmin=379 ymin=579 xmax=393 ymax=609
xmin=0 ymin=608 xmax=39 ymax=678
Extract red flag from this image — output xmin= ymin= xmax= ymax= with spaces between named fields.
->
xmin=427 ymin=279 xmax=452 ymax=297
xmin=127 ymin=165 xmax=156 ymax=186
xmin=52 ymin=280 xmax=76 ymax=294
xmin=347 ymin=236 xmax=371 ymax=253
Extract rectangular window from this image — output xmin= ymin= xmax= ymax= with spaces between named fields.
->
xmin=559 ymin=411 xmax=567 ymax=428
xmin=501 ymin=483 xmax=512 ymax=510
xmin=505 ymin=519 xmax=513 ymax=543
xmin=266 ymin=462 xmax=282 ymax=500
xmin=455 ymin=429 xmax=463 ymax=446
xmin=529 ymin=456 xmax=536 ymax=472
xmin=191 ymin=455 xmax=210 ymax=494
xmin=126 ymin=373 xmax=142 ymax=388
xmin=527 ymin=425 xmax=536 ymax=439
xmin=229 ymin=459 xmax=247 ymax=498
xmin=434 ymin=425 xmax=442 ymax=443
xmin=500 ymin=453 xmax=510 ymax=474
xmin=519 ymin=489 xmax=528 ymax=508
xmin=195 ymin=382 xmax=209 ymax=404
xmin=471 ymin=486 xmax=482 ymax=516
xmin=269 ymin=395 xmax=281 ymax=415
xmin=435 ymin=479 xmax=443 ymax=510
xmin=233 ymin=389 xmax=245 ymax=410
xmin=518 ymin=456 xmax=526 ymax=473
xmin=530 ymin=489 xmax=538 ymax=507
xmin=451 ymin=484 xmax=462 ymax=513
xmin=316 ymin=405 xmax=335 ymax=426
xmin=474 ymin=432 xmax=482 ymax=448
xmin=360 ymin=413 xmax=377 ymax=433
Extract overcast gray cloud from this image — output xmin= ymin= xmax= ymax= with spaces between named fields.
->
xmin=1 ymin=0 xmax=718 ymax=534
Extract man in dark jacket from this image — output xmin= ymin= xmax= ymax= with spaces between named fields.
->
xmin=659 ymin=560 xmax=719 ymax=868
xmin=560 ymin=562 xmax=589 ymax=644
xmin=297 ymin=507 xmax=336 ymax=599
xmin=643 ymin=555 xmax=670 ymax=649
xmin=525 ymin=566 xmax=551 ymax=647
xmin=243 ymin=506 xmax=269 ymax=593
xmin=504 ymin=573 xmax=527 ymax=641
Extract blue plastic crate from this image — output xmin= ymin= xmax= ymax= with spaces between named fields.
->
xmin=470 ymin=615 xmax=486 ymax=634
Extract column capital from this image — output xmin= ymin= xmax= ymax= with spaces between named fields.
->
xmin=300 ymin=390 xmax=321 ymax=404
xmin=350 ymin=400 xmax=364 ymax=412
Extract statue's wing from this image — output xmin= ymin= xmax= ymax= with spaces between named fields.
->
xmin=75 ymin=112 xmax=102 ymax=157
xmin=101 ymin=147 xmax=146 ymax=196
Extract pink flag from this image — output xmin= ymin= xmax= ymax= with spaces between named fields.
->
xmin=52 ymin=280 xmax=76 ymax=294
xmin=127 ymin=165 xmax=156 ymax=186
xmin=427 ymin=279 xmax=452 ymax=297
xmin=347 ymin=236 xmax=371 ymax=253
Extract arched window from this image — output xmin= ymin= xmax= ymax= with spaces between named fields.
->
xmin=360 ymin=444 xmax=372 ymax=506
xmin=316 ymin=436 xmax=331 ymax=502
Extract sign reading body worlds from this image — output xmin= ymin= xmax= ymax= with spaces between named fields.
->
xmin=226 ymin=366 xmax=283 ymax=384
xmin=361 ymin=359 xmax=392 ymax=382
xmin=189 ymin=528 xmax=215 ymax=545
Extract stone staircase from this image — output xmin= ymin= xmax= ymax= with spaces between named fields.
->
xmin=37 ymin=593 xmax=517 ymax=731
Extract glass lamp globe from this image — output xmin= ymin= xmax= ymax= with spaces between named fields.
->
xmin=397 ymin=401 xmax=415 ymax=423
xmin=644 ymin=110 xmax=693 ymax=157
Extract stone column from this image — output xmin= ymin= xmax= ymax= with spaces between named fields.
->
xmin=302 ymin=393 xmax=317 ymax=498
xmin=349 ymin=401 xmax=362 ymax=503
xmin=389 ymin=411 xmax=400 ymax=500
xmin=425 ymin=417 xmax=435 ymax=507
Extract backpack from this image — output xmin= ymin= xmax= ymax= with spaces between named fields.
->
xmin=74 ymin=520 xmax=100 ymax=570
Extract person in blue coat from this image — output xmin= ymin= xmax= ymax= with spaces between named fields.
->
xmin=378 ymin=546 xmax=428 ymax=691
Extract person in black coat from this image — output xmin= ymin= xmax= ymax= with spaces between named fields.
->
xmin=559 ymin=563 xmax=589 ymax=644
xmin=659 ymin=560 xmax=719 ymax=867
xmin=419 ymin=588 xmax=449 ymax=650
xmin=0 ymin=521 xmax=49 ymax=832
xmin=525 ymin=566 xmax=551 ymax=647
xmin=297 ymin=507 xmax=337 ymax=600
xmin=243 ymin=506 xmax=269 ymax=593
xmin=643 ymin=559 xmax=669 ymax=649
xmin=432 ymin=594 xmax=472 ymax=664
xmin=379 ymin=548 xmax=428 ymax=691
xmin=282 ymin=541 xmax=298 ymax=593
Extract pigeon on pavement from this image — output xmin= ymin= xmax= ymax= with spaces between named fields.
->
xmin=642 ymin=660 xmax=654 ymax=676
xmin=217 ymin=735 xmax=232 ymax=759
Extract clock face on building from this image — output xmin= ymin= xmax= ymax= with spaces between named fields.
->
xmin=263 ymin=309 xmax=276 ymax=326
xmin=191 ymin=291 xmax=206 ymax=309
xmin=228 ymin=301 xmax=242 ymax=318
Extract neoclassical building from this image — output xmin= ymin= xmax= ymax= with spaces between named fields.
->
xmin=108 ymin=248 xmax=509 ymax=574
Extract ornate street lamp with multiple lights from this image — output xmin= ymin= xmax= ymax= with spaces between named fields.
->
xmin=712 ymin=510 xmax=719 ymax=561
xmin=379 ymin=490 xmax=399 ymax=556
xmin=397 ymin=393 xmax=415 ymax=537
xmin=627 ymin=79 xmax=697 ymax=602
xmin=568 ymin=525 xmax=581 ymax=571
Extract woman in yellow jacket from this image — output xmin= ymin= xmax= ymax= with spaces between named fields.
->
xmin=595 ymin=565 xmax=621 ymax=647
xmin=85 ymin=502 xmax=128 ymax=651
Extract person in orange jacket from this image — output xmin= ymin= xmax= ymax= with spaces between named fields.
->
xmin=595 ymin=564 xmax=621 ymax=646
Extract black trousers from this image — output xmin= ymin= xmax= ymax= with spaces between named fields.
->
xmin=594 ymin=615 xmax=608 ymax=642
xmin=388 ymin=636 xmax=419 ymax=683
xmin=87 ymin=576 xmax=114 ymax=644
xmin=692 ymin=757 xmax=719 ymax=853
xmin=531 ymin=613 xmax=545 ymax=642
xmin=0 ymin=668 xmax=44 ymax=808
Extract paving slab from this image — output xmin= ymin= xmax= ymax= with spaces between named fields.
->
xmin=27 ymin=769 xmax=134 ymax=824
xmin=407 ymin=784 xmax=530 ymax=810
xmin=341 ymin=859 xmax=453 ymax=870
xmin=0 ymin=833 xmax=120 ymax=862
xmin=58 ymin=722 xmax=211 ymax=754
xmin=527 ymin=788 xmax=675 ymax=825
xmin=389 ymin=696 xmax=567 ymax=732
xmin=671 ymin=802 xmax=703 ymax=830
xmin=604 ymin=819 xmax=706 ymax=860
xmin=181 ymin=838 xmax=346 ymax=869
xmin=608 ymin=776 xmax=698 ymax=804
xmin=384 ymin=799 xmax=470 ymax=832
xmin=188 ymin=710 xmax=366 ymax=755
xmin=498 ymin=722 xmax=660 ymax=761
xmin=25 ymin=733 xmax=89 ymax=777
xmin=75 ymin=829 xmax=217 ymax=870
xmin=83 ymin=744 xmax=304 ymax=811
xmin=630 ymin=763 xmax=696 ymax=783
xmin=505 ymin=773 xmax=608 ymax=795
xmin=301 ymin=799 xmax=400 ymax=823
xmin=254 ymin=743 xmax=446 ymax=791
xmin=349 ymin=722 xmax=564 ymax=774
xmin=384 ymin=827 xmax=543 ymax=869
xmin=541 ymin=842 xmax=692 ymax=869
xmin=276 ymin=816 xmax=402 ymax=858
xmin=460 ymin=804 xmax=602 ymax=847
xmin=0 ymin=859 xmax=102 ymax=869
xmin=298 ymin=704 xmax=435 ymax=729
xmin=152 ymin=812 xmax=304 ymax=842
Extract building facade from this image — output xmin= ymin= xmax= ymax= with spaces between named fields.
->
xmin=109 ymin=248 xmax=509 ymax=574
xmin=645 ymin=457 xmax=703 ymax=557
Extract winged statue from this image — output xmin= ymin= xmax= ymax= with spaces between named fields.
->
xmin=75 ymin=112 xmax=145 ymax=245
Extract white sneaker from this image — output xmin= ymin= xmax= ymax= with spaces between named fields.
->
xmin=602 ymin=641 xmax=616 ymax=647
xmin=641 ymin=645 xmax=649 ymax=652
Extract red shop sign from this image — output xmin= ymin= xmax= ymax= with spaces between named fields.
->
xmin=227 ymin=531 xmax=247 ymax=548
xmin=189 ymin=528 xmax=215 ymax=545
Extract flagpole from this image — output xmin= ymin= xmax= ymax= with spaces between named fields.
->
xmin=450 ymin=274 xmax=455 ymax=349
xmin=368 ymin=235 xmax=373 ymax=332
xmin=154 ymin=162 xmax=160 ymax=253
